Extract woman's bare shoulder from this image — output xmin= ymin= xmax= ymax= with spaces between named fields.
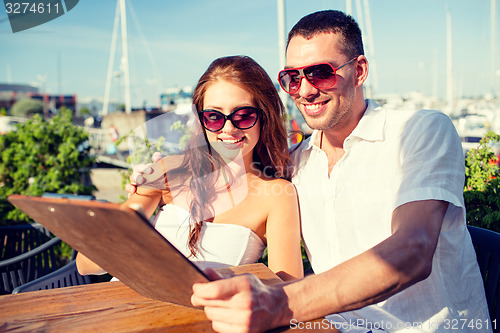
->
xmin=251 ymin=176 xmax=297 ymax=200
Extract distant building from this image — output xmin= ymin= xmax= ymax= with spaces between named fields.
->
xmin=0 ymin=83 xmax=38 ymax=110
xmin=78 ymin=97 xmax=120 ymax=117
xmin=0 ymin=83 xmax=76 ymax=115
xmin=160 ymin=86 xmax=193 ymax=112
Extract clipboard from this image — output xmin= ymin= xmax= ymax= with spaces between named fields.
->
xmin=7 ymin=194 xmax=210 ymax=308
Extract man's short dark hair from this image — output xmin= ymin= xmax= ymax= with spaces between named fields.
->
xmin=287 ymin=10 xmax=364 ymax=59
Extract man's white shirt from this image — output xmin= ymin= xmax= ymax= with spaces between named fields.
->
xmin=291 ymin=99 xmax=491 ymax=332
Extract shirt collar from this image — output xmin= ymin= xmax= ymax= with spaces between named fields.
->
xmin=297 ymin=99 xmax=386 ymax=153
xmin=348 ymin=99 xmax=386 ymax=142
xmin=289 ymin=128 xmax=319 ymax=153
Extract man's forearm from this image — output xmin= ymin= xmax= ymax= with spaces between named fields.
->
xmin=276 ymin=200 xmax=447 ymax=326
xmin=277 ymin=246 xmax=427 ymax=326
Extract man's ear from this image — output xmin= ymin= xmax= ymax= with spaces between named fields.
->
xmin=354 ymin=55 xmax=369 ymax=87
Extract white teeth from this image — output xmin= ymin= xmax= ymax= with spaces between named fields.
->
xmin=305 ymin=103 xmax=324 ymax=110
xmin=220 ymin=137 xmax=244 ymax=144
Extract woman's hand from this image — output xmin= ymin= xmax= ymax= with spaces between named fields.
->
xmin=125 ymin=152 xmax=163 ymax=197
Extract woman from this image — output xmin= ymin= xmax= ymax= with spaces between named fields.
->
xmin=77 ymin=56 xmax=303 ymax=281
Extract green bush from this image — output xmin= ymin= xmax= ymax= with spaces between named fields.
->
xmin=0 ymin=110 xmax=96 ymax=226
xmin=464 ymin=131 xmax=500 ymax=232
xmin=10 ymin=98 xmax=43 ymax=117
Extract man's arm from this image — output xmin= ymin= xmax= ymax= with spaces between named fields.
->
xmin=192 ymin=199 xmax=448 ymax=332
xmin=279 ymin=199 xmax=448 ymax=321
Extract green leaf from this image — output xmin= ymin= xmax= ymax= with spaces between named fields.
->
xmin=0 ymin=109 xmax=96 ymax=226
xmin=464 ymin=131 xmax=500 ymax=232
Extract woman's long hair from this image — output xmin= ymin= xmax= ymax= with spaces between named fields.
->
xmin=193 ymin=55 xmax=290 ymax=178
xmin=159 ymin=56 xmax=291 ymax=257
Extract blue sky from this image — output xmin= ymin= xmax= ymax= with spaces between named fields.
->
xmin=0 ymin=0 xmax=497 ymax=108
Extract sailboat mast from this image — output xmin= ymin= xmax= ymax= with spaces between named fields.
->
xmin=277 ymin=0 xmax=288 ymax=114
xmin=492 ymin=0 xmax=497 ymax=95
xmin=446 ymin=6 xmax=453 ymax=114
xmin=103 ymin=0 xmax=131 ymax=115
xmin=346 ymin=0 xmax=352 ymax=15
xmin=102 ymin=1 xmax=120 ymax=116
xmin=120 ymin=0 xmax=131 ymax=114
xmin=363 ymin=0 xmax=377 ymax=97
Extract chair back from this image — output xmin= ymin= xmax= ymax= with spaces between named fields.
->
xmin=468 ymin=225 xmax=500 ymax=332
xmin=12 ymin=260 xmax=92 ymax=293
xmin=0 ymin=234 xmax=61 ymax=295
xmin=0 ymin=223 xmax=52 ymax=261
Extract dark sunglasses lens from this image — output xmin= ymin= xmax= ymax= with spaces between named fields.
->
xmin=279 ymin=70 xmax=300 ymax=93
xmin=231 ymin=108 xmax=258 ymax=129
xmin=305 ymin=64 xmax=335 ymax=88
xmin=202 ymin=111 xmax=224 ymax=131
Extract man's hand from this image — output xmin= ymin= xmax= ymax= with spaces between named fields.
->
xmin=191 ymin=273 xmax=289 ymax=333
xmin=125 ymin=152 xmax=162 ymax=197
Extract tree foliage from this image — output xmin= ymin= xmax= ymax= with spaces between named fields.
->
xmin=79 ymin=107 xmax=92 ymax=118
xmin=464 ymin=131 xmax=500 ymax=232
xmin=10 ymin=98 xmax=44 ymax=117
xmin=0 ymin=110 xmax=96 ymax=225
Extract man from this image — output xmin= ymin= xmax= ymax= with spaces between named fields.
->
xmin=187 ymin=10 xmax=490 ymax=333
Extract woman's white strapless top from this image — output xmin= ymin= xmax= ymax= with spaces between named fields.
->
xmin=153 ymin=204 xmax=266 ymax=270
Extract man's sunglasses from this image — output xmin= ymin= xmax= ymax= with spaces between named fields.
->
xmin=278 ymin=57 xmax=357 ymax=94
xmin=198 ymin=106 xmax=261 ymax=132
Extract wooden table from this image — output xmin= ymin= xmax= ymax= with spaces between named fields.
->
xmin=0 ymin=263 xmax=338 ymax=332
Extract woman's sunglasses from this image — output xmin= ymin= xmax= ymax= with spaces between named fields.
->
xmin=278 ymin=57 xmax=357 ymax=94
xmin=198 ymin=106 xmax=261 ymax=132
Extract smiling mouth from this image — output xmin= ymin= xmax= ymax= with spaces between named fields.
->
xmin=219 ymin=137 xmax=244 ymax=144
xmin=303 ymin=101 xmax=327 ymax=115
